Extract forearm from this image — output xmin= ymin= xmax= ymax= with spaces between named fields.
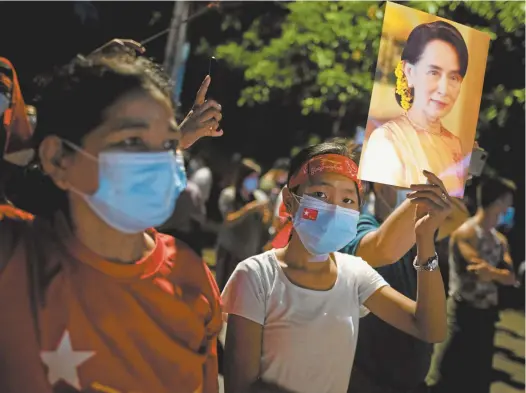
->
xmin=490 ymin=267 xmax=516 ymax=286
xmin=414 ymin=234 xmax=447 ymax=343
xmin=358 ymin=200 xmax=416 ymax=266
xmin=225 ymin=205 xmax=253 ymax=226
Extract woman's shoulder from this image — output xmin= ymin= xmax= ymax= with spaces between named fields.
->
xmin=369 ymin=115 xmax=410 ymax=141
xmin=334 ymin=252 xmax=376 ymax=277
xmin=237 ymin=250 xmax=279 ymax=279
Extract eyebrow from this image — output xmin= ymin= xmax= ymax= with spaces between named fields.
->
xmin=111 ymin=118 xmax=150 ymax=131
xmin=311 ymin=181 xmax=357 ymax=195
xmin=110 ymin=118 xmax=179 ymax=134
xmin=428 ymin=65 xmax=461 ymax=75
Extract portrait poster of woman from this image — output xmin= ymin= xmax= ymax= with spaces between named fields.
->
xmin=358 ymin=2 xmax=490 ymax=198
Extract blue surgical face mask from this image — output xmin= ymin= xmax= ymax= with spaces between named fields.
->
xmin=243 ymin=177 xmax=259 ymax=193
xmin=498 ymin=207 xmax=515 ymax=229
xmin=292 ymin=194 xmax=359 ymax=260
xmin=66 ymin=142 xmax=187 ymax=234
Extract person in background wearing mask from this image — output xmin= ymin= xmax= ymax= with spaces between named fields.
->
xmin=426 ymin=176 xmax=517 ymax=393
xmin=0 ymin=58 xmax=36 ymax=206
xmin=221 ymin=142 xmax=451 ymax=393
xmin=215 ymin=158 xmax=271 ymax=291
xmin=0 ymin=50 xmax=224 ymax=392
xmin=157 ymin=151 xmax=207 ymax=256
xmin=189 ymin=151 xmax=214 ymax=205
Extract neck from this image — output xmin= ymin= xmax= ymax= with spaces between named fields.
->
xmin=279 ymin=232 xmax=331 ymax=272
xmin=474 ymin=209 xmax=495 ymax=232
xmin=68 ymin=195 xmax=155 ymax=263
xmin=407 ymin=107 xmax=442 ymax=134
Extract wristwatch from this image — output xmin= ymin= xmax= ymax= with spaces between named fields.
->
xmin=413 ymin=253 xmax=439 ymax=272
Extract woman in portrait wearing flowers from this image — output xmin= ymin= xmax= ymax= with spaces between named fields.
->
xmin=359 ymin=21 xmax=469 ymax=197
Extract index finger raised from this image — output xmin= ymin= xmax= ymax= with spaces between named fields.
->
xmin=194 ymin=75 xmax=211 ymax=107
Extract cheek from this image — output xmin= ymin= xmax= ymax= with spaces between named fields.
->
xmin=67 ymin=155 xmax=100 ymax=194
xmin=414 ymin=76 xmax=433 ymax=100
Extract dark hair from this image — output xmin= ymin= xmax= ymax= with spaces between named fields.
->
xmin=478 ymin=176 xmax=516 ymax=209
xmin=9 ymin=53 xmax=173 ymax=218
xmin=395 ymin=21 xmax=469 ymax=108
xmin=287 ymin=141 xmax=361 ymax=204
xmin=272 ymin=157 xmax=291 ymax=172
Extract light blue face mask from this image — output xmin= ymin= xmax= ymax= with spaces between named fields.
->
xmin=243 ymin=177 xmax=259 ymax=193
xmin=292 ymin=194 xmax=360 ymax=260
xmin=67 ymin=143 xmax=187 ymax=234
xmin=498 ymin=207 xmax=515 ymax=229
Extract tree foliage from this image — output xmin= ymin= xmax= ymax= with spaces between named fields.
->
xmin=209 ymin=1 xmax=524 ymax=135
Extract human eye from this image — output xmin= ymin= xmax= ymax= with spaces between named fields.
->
xmin=111 ymin=136 xmax=146 ymax=151
xmin=450 ymin=74 xmax=461 ymax=83
xmin=342 ymin=197 xmax=355 ymax=205
xmin=310 ymin=191 xmax=327 ymax=200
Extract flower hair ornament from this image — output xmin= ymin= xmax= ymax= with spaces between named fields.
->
xmin=395 ymin=60 xmax=413 ymax=111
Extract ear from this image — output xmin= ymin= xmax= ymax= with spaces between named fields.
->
xmin=39 ymin=136 xmax=73 ymax=191
xmin=403 ymin=61 xmax=415 ymax=88
xmin=282 ymin=186 xmax=299 ymax=216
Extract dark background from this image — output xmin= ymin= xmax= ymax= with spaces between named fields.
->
xmin=0 ymin=2 xmax=523 ymax=272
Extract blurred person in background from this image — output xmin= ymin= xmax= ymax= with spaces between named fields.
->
xmin=215 ymin=158 xmax=271 ymax=291
xmin=157 ymin=151 xmax=207 ymax=256
xmin=426 ymin=176 xmax=517 ymax=393
xmin=260 ymin=158 xmax=290 ymax=251
xmin=260 ymin=157 xmax=290 ymax=204
xmin=221 ymin=142 xmax=450 ymax=393
xmin=189 ymin=150 xmax=214 ymax=205
xmin=0 ymin=49 xmax=224 ymax=393
xmin=344 ymin=180 xmax=470 ymax=393
xmin=0 ymin=58 xmax=36 ymax=205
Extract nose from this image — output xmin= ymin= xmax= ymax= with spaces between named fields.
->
xmin=437 ymin=74 xmax=448 ymax=96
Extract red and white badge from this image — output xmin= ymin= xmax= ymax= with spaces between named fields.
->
xmin=302 ymin=208 xmax=318 ymax=221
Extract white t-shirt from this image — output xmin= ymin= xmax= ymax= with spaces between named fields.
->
xmin=221 ymin=250 xmax=389 ymax=393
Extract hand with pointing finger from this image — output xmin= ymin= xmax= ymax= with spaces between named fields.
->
xmin=179 ymin=75 xmax=223 ymax=149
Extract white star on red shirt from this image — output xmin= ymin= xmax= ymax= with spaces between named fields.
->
xmin=40 ymin=330 xmax=95 ymax=390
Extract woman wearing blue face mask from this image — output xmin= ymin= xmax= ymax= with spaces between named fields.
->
xmin=215 ymin=158 xmax=271 ymax=291
xmin=0 ymin=52 xmax=224 ymax=393
xmin=221 ymin=142 xmax=452 ymax=393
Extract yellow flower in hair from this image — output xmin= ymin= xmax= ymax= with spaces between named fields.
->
xmin=395 ymin=61 xmax=412 ymax=110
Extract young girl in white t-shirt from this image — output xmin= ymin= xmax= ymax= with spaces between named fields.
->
xmin=221 ymin=142 xmax=451 ymax=393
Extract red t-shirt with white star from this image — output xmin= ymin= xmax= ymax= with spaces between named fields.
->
xmin=0 ymin=209 xmax=222 ymax=393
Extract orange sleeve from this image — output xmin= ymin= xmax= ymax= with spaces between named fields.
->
xmin=202 ymin=264 xmax=222 ymax=393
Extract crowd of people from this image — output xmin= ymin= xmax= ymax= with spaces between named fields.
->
xmin=0 ymin=38 xmax=521 ymax=393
